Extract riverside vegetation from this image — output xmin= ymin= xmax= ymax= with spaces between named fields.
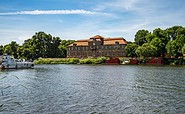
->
xmin=34 ymin=57 xmax=107 ymax=64
xmin=125 ymin=26 xmax=185 ymax=58
xmin=0 ymin=26 xmax=185 ymax=64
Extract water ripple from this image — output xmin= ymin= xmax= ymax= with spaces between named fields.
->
xmin=0 ymin=65 xmax=185 ymax=113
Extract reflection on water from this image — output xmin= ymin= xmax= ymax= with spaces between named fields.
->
xmin=0 ymin=65 xmax=185 ymax=113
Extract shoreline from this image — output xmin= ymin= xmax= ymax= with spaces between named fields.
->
xmin=34 ymin=57 xmax=185 ymax=66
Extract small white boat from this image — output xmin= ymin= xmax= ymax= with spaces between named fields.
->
xmin=0 ymin=54 xmax=34 ymax=69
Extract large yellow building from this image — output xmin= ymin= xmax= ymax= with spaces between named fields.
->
xmin=67 ymin=35 xmax=127 ymax=58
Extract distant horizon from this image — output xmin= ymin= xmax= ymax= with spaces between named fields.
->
xmin=0 ymin=0 xmax=185 ymax=45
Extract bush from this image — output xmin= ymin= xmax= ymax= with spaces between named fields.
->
xmin=69 ymin=58 xmax=79 ymax=64
xmin=34 ymin=57 xmax=107 ymax=65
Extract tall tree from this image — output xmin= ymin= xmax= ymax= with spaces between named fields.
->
xmin=146 ymin=33 xmax=155 ymax=42
xmin=136 ymin=43 xmax=157 ymax=58
xmin=166 ymin=34 xmax=185 ymax=57
xmin=150 ymin=38 xmax=165 ymax=56
xmin=125 ymin=43 xmax=139 ymax=57
xmin=166 ymin=26 xmax=183 ymax=41
xmin=18 ymin=32 xmax=74 ymax=59
xmin=153 ymin=28 xmax=169 ymax=45
xmin=134 ymin=30 xmax=149 ymax=46
xmin=3 ymin=41 xmax=19 ymax=58
xmin=58 ymin=40 xmax=75 ymax=58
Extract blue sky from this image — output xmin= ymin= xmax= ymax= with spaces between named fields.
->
xmin=0 ymin=0 xmax=185 ymax=45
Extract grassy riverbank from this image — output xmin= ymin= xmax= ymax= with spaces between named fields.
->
xmin=34 ymin=57 xmax=185 ymax=65
xmin=34 ymin=57 xmax=107 ymax=64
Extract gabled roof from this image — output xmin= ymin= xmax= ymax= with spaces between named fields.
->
xmin=68 ymin=39 xmax=88 ymax=46
xmin=104 ymin=38 xmax=127 ymax=45
xmin=68 ymin=35 xmax=127 ymax=47
xmin=91 ymin=35 xmax=104 ymax=39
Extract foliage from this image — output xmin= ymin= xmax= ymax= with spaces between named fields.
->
xmin=34 ymin=57 xmax=107 ymax=64
xmin=145 ymin=33 xmax=155 ymax=42
xmin=124 ymin=43 xmax=139 ymax=57
xmin=134 ymin=29 xmax=149 ymax=46
xmin=0 ymin=32 xmax=74 ymax=60
xmin=182 ymin=44 xmax=185 ymax=54
xmin=0 ymin=45 xmax=3 ymax=55
xmin=79 ymin=57 xmax=106 ymax=64
xmin=69 ymin=58 xmax=80 ymax=64
xmin=34 ymin=58 xmax=70 ymax=64
xmin=1 ymin=26 xmax=185 ymax=60
xmin=134 ymin=26 xmax=185 ymax=58
xmin=166 ymin=34 xmax=185 ymax=57
xmin=135 ymin=43 xmax=157 ymax=58
xmin=166 ymin=26 xmax=184 ymax=41
xmin=153 ymin=28 xmax=169 ymax=44
xmin=150 ymin=38 xmax=165 ymax=56
xmin=3 ymin=41 xmax=19 ymax=58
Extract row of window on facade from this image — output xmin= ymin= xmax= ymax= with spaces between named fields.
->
xmin=67 ymin=51 xmax=125 ymax=56
xmin=68 ymin=45 xmax=125 ymax=51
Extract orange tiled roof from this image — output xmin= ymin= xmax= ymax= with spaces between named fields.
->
xmin=104 ymin=38 xmax=127 ymax=45
xmin=68 ymin=39 xmax=89 ymax=46
xmin=68 ymin=35 xmax=127 ymax=46
xmin=91 ymin=35 xmax=104 ymax=39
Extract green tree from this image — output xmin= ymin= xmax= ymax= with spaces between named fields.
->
xmin=3 ymin=45 xmax=12 ymax=55
xmin=166 ymin=26 xmax=183 ymax=41
xmin=182 ymin=44 xmax=185 ymax=55
xmin=124 ymin=43 xmax=139 ymax=57
xmin=150 ymin=38 xmax=165 ymax=56
xmin=134 ymin=30 xmax=149 ymax=46
xmin=57 ymin=40 xmax=75 ymax=58
xmin=3 ymin=41 xmax=19 ymax=58
xmin=43 ymin=36 xmax=61 ymax=58
xmin=175 ymin=34 xmax=185 ymax=55
xmin=58 ymin=45 xmax=66 ymax=58
xmin=153 ymin=28 xmax=169 ymax=45
xmin=146 ymin=33 xmax=155 ymax=42
xmin=0 ymin=45 xmax=3 ymax=55
xmin=136 ymin=43 xmax=157 ymax=57
xmin=19 ymin=39 xmax=35 ymax=60
xmin=17 ymin=32 xmax=74 ymax=59
xmin=61 ymin=40 xmax=75 ymax=47
xmin=166 ymin=34 xmax=185 ymax=57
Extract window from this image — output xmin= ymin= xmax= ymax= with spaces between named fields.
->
xmin=122 ymin=45 xmax=125 ymax=49
xmin=115 ymin=41 xmax=119 ymax=44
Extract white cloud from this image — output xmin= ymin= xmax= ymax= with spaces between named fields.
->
xmin=0 ymin=10 xmax=97 ymax=15
xmin=94 ymin=0 xmax=138 ymax=11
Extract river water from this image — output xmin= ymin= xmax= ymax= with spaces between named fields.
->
xmin=0 ymin=65 xmax=185 ymax=114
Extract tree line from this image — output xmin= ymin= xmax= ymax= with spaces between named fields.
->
xmin=0 ymin=32 xmax=74 ymax=60
xmin=125 ymin=26 xmax=185 ymax=58
xmin=0 ymin=26 xmax=185 ymax=60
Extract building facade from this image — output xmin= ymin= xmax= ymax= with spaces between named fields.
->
xmin=67 ymin=35 xmax=127 ymax=58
